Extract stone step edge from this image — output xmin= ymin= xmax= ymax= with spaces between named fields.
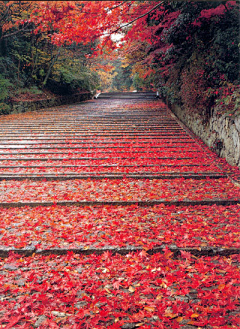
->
xmin=0 ymin=146 xmax=205 ymax=151
xmin=0 ymin=199 xmax=238 ymax=208
xmin=0 ymin=144 xmax=198 ymax=149
xmin=0 ymin=157 xmax=200 ymax=161
xmin=0 ymin=130 xmax=190 ymax=139
xmin=0 ymin=245 xmax=239 ymax=259
xmin=0 ymin=132 xmax=188 ymax=136
xmin=0 ymin=141 xmax=194 ymax=145
xmin=0 ymin=126 xmax=185 ymax=129
xmin=0 ymin=173 xmax=227 ymax=180
xmin=0 ymin=150 xmax=202 ymax=155
xmin=0 ymin=125 xmax=185 ymax=128
xmin=0 ymin=164 xmax=215 ymax=168
xmin=0 ymin=137 xmax=193 ymax=141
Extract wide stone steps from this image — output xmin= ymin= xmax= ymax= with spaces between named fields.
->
xmin=0 ymin=95 xmax=239 ymax=328
xmin=0 ymin=98 xmax=224 ymax=180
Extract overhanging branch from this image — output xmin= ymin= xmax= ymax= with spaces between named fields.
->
xmin=109 ymin=1 xmax=164 ymax=35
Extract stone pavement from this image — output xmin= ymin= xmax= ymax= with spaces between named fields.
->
xmin=0 ymin=94 xmax=239 ymax=328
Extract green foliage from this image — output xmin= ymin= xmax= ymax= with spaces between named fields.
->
xmin=110 ymin=60 xmax=133 ymax=91
xmin=16 ymin=86 xmax=43 ymax=96
xmin=0 ymin=102 xmax=11 ymax=115
xmin=0 ymin=74 xmax=13 ymax=101
xmin=132 ymin=72 xmax=155 ymax=92
xmin=132 ymin=73 xmax=145 ymax=91
xmin=48 ymin=63 xmax=99 ymax=95
xmin=0 ymin=6 xmax=99 ymax=107
xmin=28 ymin=86 xmax=43 ymax=95
xmin=0 ymin=57 xmax=20 ymax=85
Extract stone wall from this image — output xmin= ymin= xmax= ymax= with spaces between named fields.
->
xmin=10 ymin=92 xmax=92 ymax=114
xmin=167 ymin=102 xmax=240 ymax=167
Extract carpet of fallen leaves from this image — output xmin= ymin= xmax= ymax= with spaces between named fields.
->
xmin=0 ymin=99 xmax=240 ymax=328
xmin=0 ymin=143 xmax=222 ymax=175
xmin=0 ymin=178 xmax=239 ymax=203
xmin=0 ymin=251 xmax=239 ymax=328
xmin=0 ymin=204 xmax=239 ymax=250
xmin=0 ymin=149 xmax=222 ymax=174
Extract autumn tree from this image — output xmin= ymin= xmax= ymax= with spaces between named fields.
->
xmin=0 ymin=0 xmax=101 ymax=113
xmin=0 ymin=1 xmax=239 ymax=116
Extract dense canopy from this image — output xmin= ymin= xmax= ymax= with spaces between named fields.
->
xmin=0 ymin=1 xmax=239 ymax=116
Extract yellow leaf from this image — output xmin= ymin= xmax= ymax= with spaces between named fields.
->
xmin=160 ymin=281 xmax=167 ymax=288
xmin=128 ymin=286 xmax=135 ymax=293
xmin=176 ymin=317 xmax=183 ymax=323
xmin=218 ymin=284 xmax=225 ymax=290
xmin=136 ymin=323 xmax=144 ymax=327
xmin=144 ymin=306 xmax=155 ymax=312
xmin=165 ymin=312 xmax=177 ymax=318
xmin=191 ymin=313 xmax=199 ymax=318
xmin=156 ymin=294 xmax=162 ymax=300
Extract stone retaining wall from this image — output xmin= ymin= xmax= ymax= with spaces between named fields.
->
xmin=167 ymin=102 xmax=240 ymax=167
xmin=10 ymin=92 xmax=92 ymax=114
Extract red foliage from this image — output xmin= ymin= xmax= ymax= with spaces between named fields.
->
xmin=0 ymin=177 xmax=239 ymax=203
xmin=0 ymin=204 xmax=239 ymax=249
xmin=193 ymin=1 xmax=237 ymax=26
xmin=0 ymin=252 xmax=239 ymax=328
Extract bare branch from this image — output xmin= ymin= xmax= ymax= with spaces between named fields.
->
xmin=109 ymin=1 xmax=164 ymax=35
xmin=107 ymin=1 xmax=131 ymax=12
xmin=0 ymin=26 xmax=34 ymax=40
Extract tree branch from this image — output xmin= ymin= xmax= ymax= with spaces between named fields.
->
xmin=43 ymin=45 xmax=62 ymax=86
xmin=107 ymin=1 xmax=130 ymax=12
xmin=0 ymin=26 xmax=34 ymax=40
xmin=0 ymin=6 xmax=10 ymax=24
xmin=109 ymin=1 xmax=164 ymax=35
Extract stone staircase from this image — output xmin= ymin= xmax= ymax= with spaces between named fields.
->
xmin=0 ymin=95 xmax=239 ymax=328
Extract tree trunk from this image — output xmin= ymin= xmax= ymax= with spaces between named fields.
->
xmin=43 ymin=46 xmax=62 ymax=86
